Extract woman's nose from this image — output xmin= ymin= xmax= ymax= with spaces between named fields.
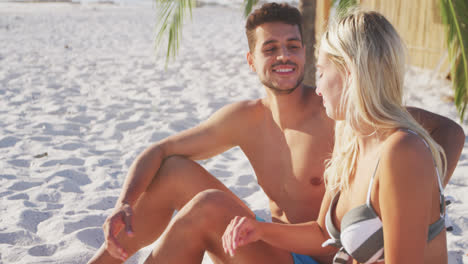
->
xmin=315 ymin=87 xmax=322 ymax=96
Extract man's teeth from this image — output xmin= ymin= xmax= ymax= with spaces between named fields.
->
xmin=275 ymin=68 xmax=293 ymax=72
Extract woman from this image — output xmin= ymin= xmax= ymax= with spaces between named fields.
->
xmin=222 ymin=9 xmax=448 ymax=264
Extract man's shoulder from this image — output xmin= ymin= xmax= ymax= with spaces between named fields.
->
xmin=207 ymin=99 xmax=265 ymax=129
xmin=229 ymin=98 xmax=264 ymax=109
xmin=219 ymin=99 xmax=265 ymax=118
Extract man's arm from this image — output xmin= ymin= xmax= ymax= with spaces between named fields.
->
xmin=407 ymin=107 xmax=465 ymax=186
xmin=119 ymin=99 xmax=257 ymax=207
xmin=102 ymin=100 xmax=258 ymax=260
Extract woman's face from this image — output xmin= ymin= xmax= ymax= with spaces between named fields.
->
xmin=316 ymin=48 xmax=346 ymax=120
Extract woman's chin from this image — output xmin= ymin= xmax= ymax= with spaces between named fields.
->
xmin=324 ymin=108 xmax=333 ymax=118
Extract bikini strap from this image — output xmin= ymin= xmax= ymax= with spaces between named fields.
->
xmin=366 ymin=159 xmax=381 ymax=206
xmin=404 ymin=129 xmax=445 ymax=217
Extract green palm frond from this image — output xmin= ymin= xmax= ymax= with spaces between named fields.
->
xmin=243 ymin=0 xmax=259 ymax=17
xmin=440 ymin=0 xmax=468 ymax=121
xmin=155 ymin=0 xmax=256 ymax=65
xmin=155 ymin=0 xmax=195 ymax=66
xmin=331 ymin=0 xmax=358 ymax=17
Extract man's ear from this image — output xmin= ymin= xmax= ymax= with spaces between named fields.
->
xmin=247 ymin=51 xmax=256 ymax=72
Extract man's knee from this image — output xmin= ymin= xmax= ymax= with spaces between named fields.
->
xmin=174 ymin=189 xmax=250 ymax=230
xmin=190 ymin=189 xmax=233 ymax=213
xmin=158 ymin=155 xmax=195 ymax=176
xmin=150 ymin=155 xmax=201 ymax=191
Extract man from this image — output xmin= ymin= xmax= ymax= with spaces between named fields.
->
xmin=88 ymin=3 xmax=464 ymax=264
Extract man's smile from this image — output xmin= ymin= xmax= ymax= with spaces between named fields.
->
xmin=272 ymin=62 xmax=297 ymax=75
xmin=273 ymin=67 xmax=294 ymax=73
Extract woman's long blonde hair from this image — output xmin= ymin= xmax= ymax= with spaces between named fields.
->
xmin=321 ymin=9 xmax=447 ymax=192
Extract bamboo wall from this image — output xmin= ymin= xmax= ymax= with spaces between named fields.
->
xmin=316 ymin=0 xmax=449 ymax=74
xmin=315 ymin=0 xmax=331 ymax=42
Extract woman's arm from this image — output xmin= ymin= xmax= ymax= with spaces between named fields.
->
xmin=379 ymin=131 xmax=439 ymax=264
xmin=222 ymin=191 xmax=337 ymax=257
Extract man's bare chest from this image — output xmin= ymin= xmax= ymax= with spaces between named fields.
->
xmin=242 ymin=127 xmax=333 ymax=190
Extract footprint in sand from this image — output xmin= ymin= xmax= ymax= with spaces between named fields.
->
xmin=0 ymin=136 xmax=20 ymax=148
xmin=28 ymin=244 xmax=58 ymax=257
xmin=8 ymin=181 xmax=42 ymax=191
xmin=87 ymin=196 xmax=118 ymax=210
xmin=30 ymin=136 xmax=52 ymax=142
xmin=67 ymin=114 xmax=96 ymax=124
xmin=213 ymin=163 xmax=228 ymax=170
xmin=221 ymin=150 xmax=237 ymax=161
xmin=209 ymin=168 xmax=233 ymax=178
xmin=8 ymin=159 xmax=30 ymax=168
xmin=0 ymin=191 xmax=14 ymax=198
xmin=47 ymin=179 xmax=83 ymax=194
xmin=76 ymin=227 xmax=104 ymax=249
xmin=447 ymin=251 xmax=463 ymax=264
xmin=4 ymin=72 xmax=23 ymax=83
xmin=0 ymin=230 xmax=39 ymax=246
xmin=7 ymin=193 xmax=29 ymax=200
xmin=58 ymin=142 xmax=83 ymax=151
xmin=63 ymin=215 xmax=107 ymax=234
xmin=50 ymin=169 xmax=90 ymax=186
xmin=45 ymin=203 xmax=64 ymax=210
xmin=24 ymin=200 xmax=38 ymax=208
xmin=40 ymin=158 xmax=85 ymax=167
xmin=35 ymin=191 xmax=61 ymax=203
xmin=230 ymin=185 xmax=260 ymax=199
xmin=236 ymin=174 xmax=255 ymax=186
xmin=115 ymin=120 xmax=144 ymax=132
xmin=18 ymin=210 xmax=53 ymax=233
xmin=149 ymin=131 xmax=170 ymax=143
xmin=169 ymin=117 xmax=199 ymax=132
xmin=0 ymin=174 xmax=16 ymax=180
xmin=161 ymin=85 xmax=184 ymax=93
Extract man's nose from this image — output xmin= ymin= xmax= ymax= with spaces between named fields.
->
xmin=276 ymin=46 xmax=290 ymax=62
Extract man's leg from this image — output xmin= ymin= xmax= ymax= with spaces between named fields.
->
xmin=145 ymin=189 xmax=294 ymax=264
xmin=88 ymin=156 xmax=248 ymax=264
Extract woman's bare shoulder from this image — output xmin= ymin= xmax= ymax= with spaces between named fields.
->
xmin=380 ymin=130 xmax=435 ymax=180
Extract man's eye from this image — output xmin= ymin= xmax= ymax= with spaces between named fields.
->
xmin=265 ymin=47 xmax=276 ymax=53
xmin=289 ymin=46 xmax=299 ymax=50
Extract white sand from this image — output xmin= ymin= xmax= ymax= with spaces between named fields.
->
xmin=0 ymin=3 xmax=466 ymax=263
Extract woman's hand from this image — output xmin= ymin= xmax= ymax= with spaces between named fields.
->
xmin=102 ymin=202 xmax=135 ymax=261
xmin=222 ymin=216 xmax=261 ymax=257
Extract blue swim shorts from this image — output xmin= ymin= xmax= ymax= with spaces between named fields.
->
xmin=255 ymin=215 xmax=320 ymax=264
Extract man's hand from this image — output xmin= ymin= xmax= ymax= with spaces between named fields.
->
xmin=222 ymin=216 xmax=261 ymax=257
xmin=102 ymin=202 xmax=135 ymax=261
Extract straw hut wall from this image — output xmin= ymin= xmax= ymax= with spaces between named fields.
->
xmin=315 ymin=0 xmax=449 ymax=75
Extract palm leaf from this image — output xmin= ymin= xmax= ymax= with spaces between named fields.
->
xmin=331 ymin=0 xmax=358 ymax=17
xmin=243 ymin=0 xmax=259 ymax=17
xmin=439 ymin=0 xmax=468 ymax=121
xmin=155 ymin=0 xmax=195 ymax=66
xmin=155 ymin=0 xmax=255 ymax=65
